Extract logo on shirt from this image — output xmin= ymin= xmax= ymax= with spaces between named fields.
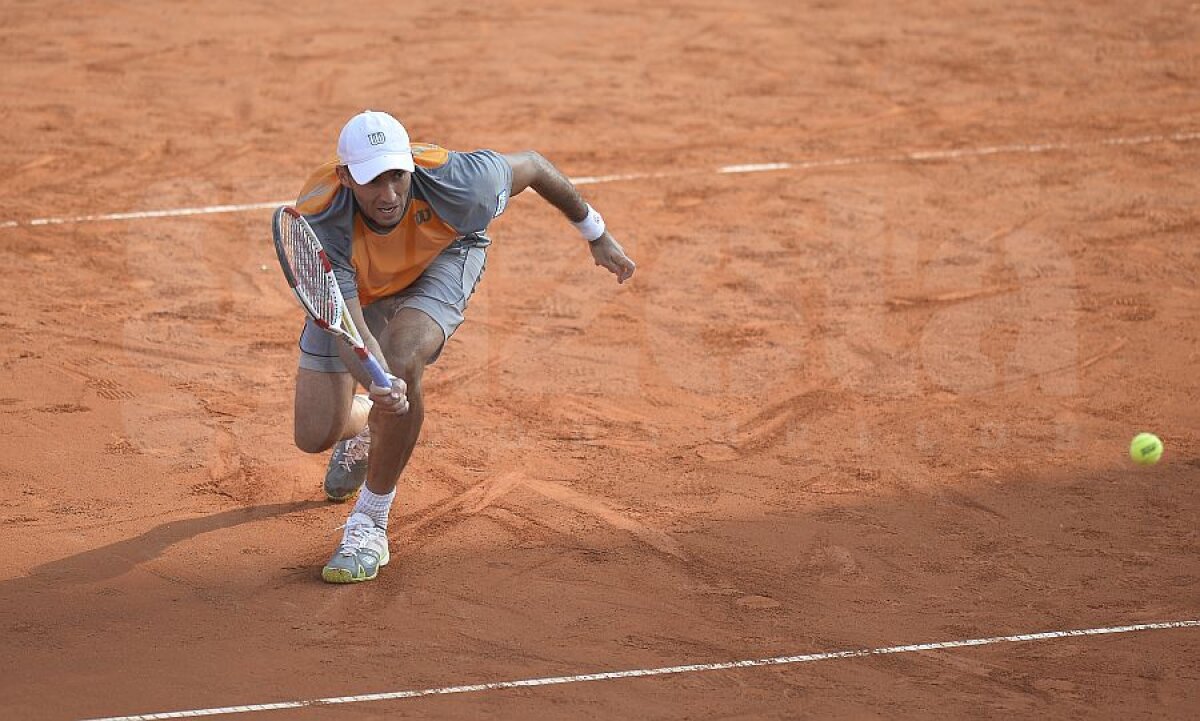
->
xmin=494 ymin=190 xmax=509 ymax=217
xmin=367 ymin=132 xmax=386 ymax=146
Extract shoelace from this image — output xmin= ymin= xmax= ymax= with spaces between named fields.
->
xmin=336 ymin=521 xmax=378 ymax=555
xmin=336 ymin=428 xmax=371 ymax=472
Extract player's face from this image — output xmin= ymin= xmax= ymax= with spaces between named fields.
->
xmin=339 ymin=168 xmax=412 ymax=228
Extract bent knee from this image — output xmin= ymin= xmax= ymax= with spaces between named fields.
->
xmin=379 ymin=313 xmax=443 ymax=383
xmin=381 ymin=351 xmax=429 ymax=390
xmin=294 ymin=427 xmax=339 ymax=454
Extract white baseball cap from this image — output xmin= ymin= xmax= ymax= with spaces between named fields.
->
xmin=337 ymin=110 xmax=415 ymax=184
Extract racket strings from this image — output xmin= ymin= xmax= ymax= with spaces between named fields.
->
xmin=278 ymin=215 xmax=341 ymax=325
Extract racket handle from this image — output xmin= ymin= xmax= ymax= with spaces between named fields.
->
xmin=361 ymin=354 xmax=393 ymax=390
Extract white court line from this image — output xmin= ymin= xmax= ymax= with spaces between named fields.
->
xmin=14 ymin=200 xmax=290 ymax=228
xmin=3 ymin=130 xmax=1198 ymax=230
xmin=79 ymin=619 xmax=1200 ymax=721
xmin=573 ymin=170 xmax=682 ymax=185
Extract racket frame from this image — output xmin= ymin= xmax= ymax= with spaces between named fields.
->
xmin=272 ymin=206 xmax=392 ymax=390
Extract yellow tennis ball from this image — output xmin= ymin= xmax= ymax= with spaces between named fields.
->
xmin=1129 ymin=432 xmax=1164 ymax=465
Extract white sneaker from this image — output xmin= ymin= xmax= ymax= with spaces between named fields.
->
xmin=321 ymin=512 xmax=390 ymax=583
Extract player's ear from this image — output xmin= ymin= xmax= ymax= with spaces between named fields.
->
xmin=335 ymin=165 xmax=354 ymax=189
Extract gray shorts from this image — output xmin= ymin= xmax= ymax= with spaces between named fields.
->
xmin=298 ymin=240 xmax=488 ymax=373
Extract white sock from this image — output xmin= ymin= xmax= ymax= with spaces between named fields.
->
xmin=353 ymin=487 xmax=396 ymax=530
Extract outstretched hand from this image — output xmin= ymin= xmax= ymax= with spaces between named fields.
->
xmin=589 ymin=232 xmax=636 ymax=284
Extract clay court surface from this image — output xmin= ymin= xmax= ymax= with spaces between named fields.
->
xmin=2 ymin=1 xmax=1199 ymax=718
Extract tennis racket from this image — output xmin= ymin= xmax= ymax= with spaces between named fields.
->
xmin=272 ymin=206 xmax=392 ymax=390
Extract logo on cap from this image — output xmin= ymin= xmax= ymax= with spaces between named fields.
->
xmin=367 ymin=132 xmax=386 ymax=146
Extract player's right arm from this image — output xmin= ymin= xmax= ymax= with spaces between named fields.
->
xmin=334 ymin=294 xmax=409 ymax=415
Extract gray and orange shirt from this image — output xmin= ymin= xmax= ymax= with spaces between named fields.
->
xmin=295 ymin=143 xmax=512 ymax=306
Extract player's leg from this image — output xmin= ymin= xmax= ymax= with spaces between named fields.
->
xmin=364 ymin=307 xmax=446 ymax=492
xmin=293 ymin=318 xmax=374 ymax=503
xmin=321 ymin=310 xmax=442 ymax=584
xmin=323 ymin=242 xmax=486 ymax=584
xmin=293 ymin=368 xmax=360 ymax=453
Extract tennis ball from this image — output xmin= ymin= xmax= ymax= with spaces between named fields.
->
xmin=1129 ymin=432 xmax=1163 ymax=465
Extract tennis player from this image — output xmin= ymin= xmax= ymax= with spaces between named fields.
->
xmin=292 ymin=110 xmax=635 ymax=583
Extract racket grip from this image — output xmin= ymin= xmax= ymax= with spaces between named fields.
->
xmin=362 ymin=354 xmax=393 ymax=390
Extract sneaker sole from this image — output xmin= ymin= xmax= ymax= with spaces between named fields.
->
xmin=323 ymin=486 xmax=360 ymax=503
xmin=320 ymin=549 xmax=390 ymax=584
xmin=321 ymin=565 xmax=376 ymax=583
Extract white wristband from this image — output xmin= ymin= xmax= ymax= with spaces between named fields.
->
xmin=571 ymin=204 xmax=606 ymax=242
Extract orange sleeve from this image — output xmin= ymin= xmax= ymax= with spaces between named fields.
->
xmin=295 ymin=159 xmax=341 ymax=214
xmin=412 ymin=143 xmax=450 ymax=169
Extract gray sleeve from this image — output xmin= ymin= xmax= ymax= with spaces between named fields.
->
xmin=414 ymin=150 xmax=513 ymax=236
xmin=301 ymin=188 xmax=358 ymax=301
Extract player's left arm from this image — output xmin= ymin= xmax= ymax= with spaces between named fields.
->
xmin=503 ymin=151 xmax=636 ymax=284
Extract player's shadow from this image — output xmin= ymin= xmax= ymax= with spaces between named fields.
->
xmin=11 ymin=501 xmax=323 ymax=587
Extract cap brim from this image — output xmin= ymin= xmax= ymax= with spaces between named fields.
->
xmin=347 ymin=153 xmax=415 ymax=184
